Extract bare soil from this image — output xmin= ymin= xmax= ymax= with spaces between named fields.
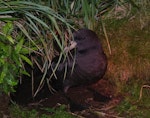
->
xmin=0 ymin=79 xmax=122 ymax=118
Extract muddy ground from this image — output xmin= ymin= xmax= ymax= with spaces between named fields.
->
xmin=9 ymin=79 xmax=123 ymax=118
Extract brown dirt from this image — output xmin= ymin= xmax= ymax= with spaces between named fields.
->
xmin=0 ymin=78 xmax=123 ymax=118
xmin=23 ymin=79 xmax=122 ymax=117
xmin=0 ymin=93 xmax=10 ymax=118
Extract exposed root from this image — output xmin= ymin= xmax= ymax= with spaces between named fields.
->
xmin=89 ymin=108 xmax=124 ymax=118
xmin=28 ymin=98 xmax=48 ymax=107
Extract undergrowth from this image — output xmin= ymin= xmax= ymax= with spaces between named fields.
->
xmin=2 ymin=0 xmax=149 ymax=117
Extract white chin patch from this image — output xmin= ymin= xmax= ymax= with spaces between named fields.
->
xmin=64 ymin=41 xmax=77 ymax=53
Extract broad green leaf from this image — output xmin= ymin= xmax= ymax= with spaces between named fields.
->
xmin=15 ymin=38 xmax=24 ymax=54
xmin=6 ymin=35 xmax=14 ymax=44
xmin=0 ymin=66 xmax=7 ymax=84
xmin=0 ymin=71 xmax=5 ymax=84
xmin=7 ymin=78 xmax=18 ymax=86
xmin=12 ymin=53 xmax=21 ymax=66
xmin=2 ymin=22 xmax=13 ymax=35
xmin=20 ymin=70 xmax=30 ymax=77
xmin=20 ymin=47 xmax=38 ymax=54
xmin=20 ymin=54 xmax=32 ymax=66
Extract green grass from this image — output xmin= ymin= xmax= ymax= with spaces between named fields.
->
xmin=42 ymin=105 xmax=76 ymax=118
xmin=9 ymin=104 xmax=76 ymax=118
xmin=10 ymin=105 xmax=39 ymax=118
xmin=102 ymin=14 xmax=150 ymax=117
xmin=115 ymin=83 xmax=150 ymax=117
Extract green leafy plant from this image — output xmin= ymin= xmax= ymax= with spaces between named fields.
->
xmin=0 ymin=21 xmax=32 ymax=93
xmin=0 ymin=1 xmax=74 ymax=96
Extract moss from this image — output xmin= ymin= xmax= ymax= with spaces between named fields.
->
xmin=102 ymin=16 xmax=150 ymax=113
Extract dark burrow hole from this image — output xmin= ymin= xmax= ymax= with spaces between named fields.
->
xmin=10 ymin=71 xmax=113 ymax=112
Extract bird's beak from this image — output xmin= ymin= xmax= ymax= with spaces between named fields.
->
xmin=64 ymin=41 xmax=77 ymax=53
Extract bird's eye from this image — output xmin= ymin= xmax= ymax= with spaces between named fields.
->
xmin=78 ymin=49 xmax=87 ymax=54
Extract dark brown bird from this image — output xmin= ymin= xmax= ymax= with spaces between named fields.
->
xmin=49 ymin=29 xmax=107 ymax=93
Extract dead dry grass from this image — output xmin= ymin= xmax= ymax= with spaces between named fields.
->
xmin=100 ymin=16 xmax=150 ymax=95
